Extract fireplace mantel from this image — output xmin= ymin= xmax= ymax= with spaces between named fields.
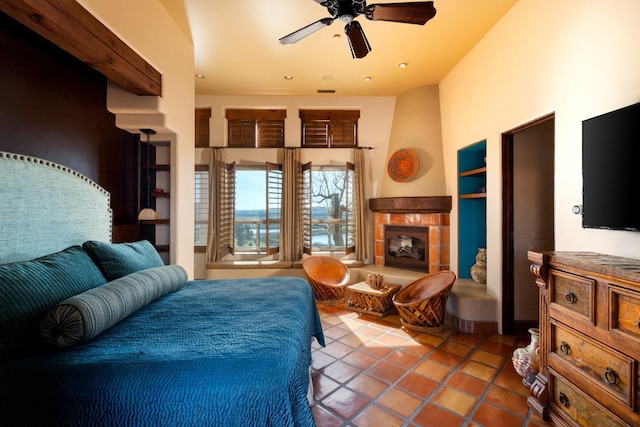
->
xmin=369 ymin=196 xmax=452 ymax=213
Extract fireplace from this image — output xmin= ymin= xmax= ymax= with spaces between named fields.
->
xmin=370 ymin=196 xmax=452 ymax=273
xmin=385 ymin=225 xmax=429 ymax=272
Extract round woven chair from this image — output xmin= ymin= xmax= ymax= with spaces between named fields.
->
xmin=302 ymin=256 xmax=350 ymax=301
xmin=392 ymin=270 xmax=457 ymax=332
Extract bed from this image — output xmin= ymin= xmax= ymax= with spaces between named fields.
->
xmin=0 ymin=151 xmax=324 ymax=426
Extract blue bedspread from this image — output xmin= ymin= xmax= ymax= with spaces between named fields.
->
xmin=0 ymin=277 xmax=324 ymax=426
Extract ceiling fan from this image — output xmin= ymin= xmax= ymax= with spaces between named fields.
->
xmin=279 ymin=1 xmax=437 ymax=59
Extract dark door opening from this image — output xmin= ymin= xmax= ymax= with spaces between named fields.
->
xmin=502 ymin=115 xmax=555 ymax=334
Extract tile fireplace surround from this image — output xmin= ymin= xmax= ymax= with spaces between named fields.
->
xmin=370 ymin=197 xmax=451 ymax=273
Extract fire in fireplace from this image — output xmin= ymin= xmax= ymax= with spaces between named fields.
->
xmin=384 ymin=225 xmax=429 ymax=272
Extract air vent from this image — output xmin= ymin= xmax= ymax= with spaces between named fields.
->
xmin=317 ymin=89 xmax=336 ymax=94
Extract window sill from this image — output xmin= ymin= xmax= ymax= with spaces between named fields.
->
xmin=207 ymin=259 xmax=364 ymax=270
xmin=207 ymin=260 xmax=296 ymax=269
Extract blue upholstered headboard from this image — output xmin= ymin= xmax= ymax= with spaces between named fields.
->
xmin=0 ymin=152 xmax=112 ymax=264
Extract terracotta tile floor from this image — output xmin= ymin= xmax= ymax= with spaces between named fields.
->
xmin=311 ymin=302 xmax=551 ymax=427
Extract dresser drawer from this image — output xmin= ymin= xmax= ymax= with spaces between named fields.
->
xmin=551 ymin=321 xmax=635 ymax=408
xmin=550 ymin=371 xmax=631 ymax=427
xmin=609 ymin=286 xmax=640 ymax=344
xmin=549 ymin=269 xmax=595 ymax=323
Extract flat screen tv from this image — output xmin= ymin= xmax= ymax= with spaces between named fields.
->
xmin=582 ymin=102 xmax=640 ymax=231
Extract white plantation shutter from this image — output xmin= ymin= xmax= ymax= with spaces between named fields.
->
xmin=301 ymin=161 xmax=312 ymax=255
xmin=345 ymin=161 xmax=355 ymax=255
xmin=266 ymin=162 xmax=282 ymax=255
xmin=220 ymin=162 xmax=236 ymax=256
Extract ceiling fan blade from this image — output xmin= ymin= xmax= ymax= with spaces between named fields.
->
xmin=279 ymin=17 xmax=335 ymax=44
xmin=345 ymin=21 xmax=371 ymax=59
xmin=365 ymin=1 xmax=437 ymax=25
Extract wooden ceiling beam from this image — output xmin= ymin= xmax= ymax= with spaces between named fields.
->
xmin=0 ymin=0 xmax=162 ymax=96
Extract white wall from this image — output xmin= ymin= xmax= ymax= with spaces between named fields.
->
xmin=80 ymin=0 xmax=196 ymax=277
xmin=440 ymin=0 xmax=640 ymax=331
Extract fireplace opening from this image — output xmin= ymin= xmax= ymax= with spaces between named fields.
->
xmin=384 ymin=225 xmax=429 ymax=272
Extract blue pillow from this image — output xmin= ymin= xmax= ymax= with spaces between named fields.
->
xmin=83 ymin=240 xmax=164 ymax=281
xmin=40 ymin=265 xmax=189 ymax=347
xmin=0 ymin=246 xmax=107 ymax=361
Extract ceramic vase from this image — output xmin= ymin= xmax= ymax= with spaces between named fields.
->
xmin=470 ymin=248 xmax=487 ymax=284
xmin=512 ymin=328 xmax=540 ymax=388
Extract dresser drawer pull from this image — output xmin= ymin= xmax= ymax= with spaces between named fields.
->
xmin=559 ymin=392 xmax=570 ymax=407
xmin=565 ymin=292 xmax=578 ymax=304
xmin=604 ymin=367 xmax=619 ymax=385
xmin=559 ymin=341 xmax=571 ymax=355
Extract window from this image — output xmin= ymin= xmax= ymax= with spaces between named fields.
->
xmin=194 ymin=167 xmax=209 ymax=247
xmin=302 ymin=162 xmax=355 ymax=255
xmin=299 ymin=109 xmax=359 ymax=148
xmin=226 ymin=109 xmax=286 ymax=148
xmin=233 ymin=164 xmax=281 ymax=254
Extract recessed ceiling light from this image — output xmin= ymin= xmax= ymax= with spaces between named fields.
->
xmin=284 ymin=75 xmax=293 ymax=80
xmin=195 ymin=73 xmax=205 ymax=79
xmin=398 ymin=63 xmax=408 ymax=69
xmin=333 ymin=34 xmax=341 ymax=39
xmin=363 ymin=76 xmax=372 ymax=82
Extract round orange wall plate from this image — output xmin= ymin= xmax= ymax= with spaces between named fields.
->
xmin=387 ymin=148 xmax=419 ymax=182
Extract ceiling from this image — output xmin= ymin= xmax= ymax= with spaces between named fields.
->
xmin=164 ymin=0 xmax=518 ymax=97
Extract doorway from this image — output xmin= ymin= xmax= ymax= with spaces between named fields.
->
xmin=502 ymin=114 xmax=555 ymax=334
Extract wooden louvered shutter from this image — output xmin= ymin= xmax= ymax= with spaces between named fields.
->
xmin=266 ymin=162 xmax=282 ymax=255
xmin=258 ymin=121 xmax=285 ymax=148
xmin=301 ymin=121 xmax=330 ymax=147
xmin=195 ymin=108 xmax=211 ymax=148
xmin=226 ymin=109 xmax=285 ymax=148
xmin=228 ymin=120 xmax=256 ymax=147
xmin=345 ymin=162 xmax=356 ymax=255
xmin=220 ymin=162 xmax=236 ymax=255
xmin=331 ymin=121 xmax=358 ymax=148
xmin=301 ymin=161 xmax=312 ymax=255
xmin=299 ymin=109 xmax=359 ymax=148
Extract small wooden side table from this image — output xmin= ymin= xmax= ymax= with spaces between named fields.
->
xmin=346 ymin=282 xmax=401 ymax=317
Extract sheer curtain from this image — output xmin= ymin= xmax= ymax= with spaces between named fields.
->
xmin=354 ymin=148 xmax=370 ymax=262
xmin=206 ymin=148 xmax=225 ymax=262
xmin=279 ymin=148 xmax=302 ymax=261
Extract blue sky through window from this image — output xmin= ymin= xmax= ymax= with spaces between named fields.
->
xmin=235 ymin=170 xmax=266 ymax=211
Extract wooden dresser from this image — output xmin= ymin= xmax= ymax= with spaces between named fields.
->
xmin=528 ymin=251 xmax=640 ymax=426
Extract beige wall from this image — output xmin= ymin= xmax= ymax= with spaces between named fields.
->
xmin=194 ymin=95 xmax=396 ymax=196
xmin=379 ymin=85 xmax=446 ymax=197
xmin=80 ymin=0 xmax=196 ymax=277
xmin=440 ymin=0 xmax=640 ymax=331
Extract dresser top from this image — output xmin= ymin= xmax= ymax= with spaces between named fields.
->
xmin=528 ymin=251 xmax=640 ymax=283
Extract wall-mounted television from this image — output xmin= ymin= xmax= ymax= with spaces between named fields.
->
xmin=582 ymin=102 xmax=640 ymax=231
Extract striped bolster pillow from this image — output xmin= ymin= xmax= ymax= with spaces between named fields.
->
xmin=40 ymin=265 xmax=188 ymax=347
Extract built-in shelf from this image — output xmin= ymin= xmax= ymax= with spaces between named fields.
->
xmin=459 ymin=166 xmax=486 ymax=177
xmin=458 ymin=141 xmax=487 ymax=280
xmin=146 ymin=164 xmax=170 ymax=171
xmin=140 ymin=219 xmax=169 ymax=225
xmin=460 ymin=193 xmax=487 ymax=199
xmin=140 ymin=145 xmax=170 ymax=265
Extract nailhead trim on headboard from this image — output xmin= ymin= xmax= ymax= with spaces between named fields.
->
xmin=0 ymin=151 xmax=112 ymax=264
